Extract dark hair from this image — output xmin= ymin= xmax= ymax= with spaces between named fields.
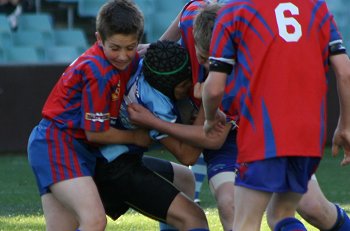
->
xmin=96 ymin=0 xmax=144 ymax=42
xmin=143 ymin=40 xmax=191 ymax=99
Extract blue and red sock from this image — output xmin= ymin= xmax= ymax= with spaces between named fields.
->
xmin=325 ymin=204 xmax=350 ymax=231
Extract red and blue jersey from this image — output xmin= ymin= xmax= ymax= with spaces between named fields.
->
xmin=210 ymin=0 xmax=344 ymax=163
xmin=42 ymin=42 xmax=139 ymax=142
xmin=180 ymin=0 xmax=209 ymax=85
xmin=180 ymin=0 xmax=238 ymax=122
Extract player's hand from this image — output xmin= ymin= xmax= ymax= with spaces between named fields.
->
xmin=133 ymin=128 xmax=153 ymax=148
xmin=332 ymin=127 xmax=350 ymax=166
xmin=127 ymin=103 xmax=157 ymax=129
xmin=137 ymin=43 xmax=150 ymax=57
xmin=204 ymin=109 xmax=226 ymax=135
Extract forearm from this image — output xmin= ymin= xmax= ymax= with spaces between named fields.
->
xmin=161 ymin=136 xmax=202 ymax=165
xmin=85 ymin=127 xmax=136 ymax=145
xmin=159 ymin=12 xmax=182 ymax=41
xmin=332 ymin=54 xmax=350 ymax=129
xmin=202 ymin=71 xmax=226 ymax=120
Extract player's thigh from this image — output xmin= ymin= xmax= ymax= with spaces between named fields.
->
xmin=297 ymin=174 xmax=334 ymax=213
xmin=126 ymin=161 xmax=180 ymax=221
xmin=209 ymin=171 xmax=235 ymax=195
xmin=142 ymin=155 xmax=174 ymax=181
xmin=144 ymin=156 xmax=195 ymax=197
xmin=41 ymin=193 xmax=79 ymax=231
xmin=50 ymin=176 xmax=105 ymax=221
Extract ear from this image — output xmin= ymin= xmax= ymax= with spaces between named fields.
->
xmin=95 ymin=32 xmax=103 ymax=46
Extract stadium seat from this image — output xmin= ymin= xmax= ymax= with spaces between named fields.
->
xmin=146 ymin=0 xmax=185 ymax=42
xmin=17 ymin=13 xmax=53 ymax=32
xmin=77 ymin=0 xmax=105 ymax=18
xmin=133 ymin=0 xmax=155 ymax=42
xmin=46 ymin=0 xmax=79 ymax=28
xmin=53 ymin=29 xmax=89 ymax=53
xmin=12 ymin=31 xmax=52 ymax=60
xmin=0 ymin=14 xmax=13 ymax=48
xmin=17 ymin=13 xmax=54 ymax=44
xmin=4 ymin=46 xmax=41 ymax=64
xmin=45 ymin=46 xmax=80 ymax=64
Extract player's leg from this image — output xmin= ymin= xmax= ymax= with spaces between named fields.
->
xmin=232 ymin=185 xmax=271 ymax=231
xmin=297 ymin=175 xmax=350 ymax=231
xmin=132 ymin=157 xmax=209 ymax=230
xmin=266 ymin=157 xmax=321 ymax=231
xmin=50 ymin=177 xmax=106 ymax=231
xmin=209 ymin=172 xmax=235 ymax=231
xmin=205 ymin=129 xmax=237 ymax=230
xmin=267 ymin=191 xmax=305 ymax=230
xmin=41 ymin=193 xmax=78 ymax=231
xmin=143 ymin=156 xmax=196 ymax=231
xmin=189 ymin=153 xmax=207 ymax=203
xmin=171 ymin=161 xmax=196 ymax=199
xmin=28 ymin=120 xmax=106 ymax=231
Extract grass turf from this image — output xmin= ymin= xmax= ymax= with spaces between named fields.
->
xmin=0 ymin=147 xmax=349 ymax=230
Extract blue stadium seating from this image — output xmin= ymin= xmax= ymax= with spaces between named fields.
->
xmin=77 ymin=0 xmax=105 ymax=18
xmin=46 ymin=0 xmax=79 ymax=28
xmin=17 ymin=13 xmax=54 ymax=45
xmin=53 ymin=28 xmax=89 ymax=53
xmin=0 ymin=14 xmax=13 ymax=48
xmin=45 ymin=46 xmax=80 ymax=63
xmin=12 ymin=31 xmax=52 ymax=60
xmin=4 ymin=46 xmax=41 ymax=64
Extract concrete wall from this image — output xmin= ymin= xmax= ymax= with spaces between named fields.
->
xmin=0 ymin=65 xmax=340 ymax=153
xmin=0 ymin=64 xmax=65 ymax=153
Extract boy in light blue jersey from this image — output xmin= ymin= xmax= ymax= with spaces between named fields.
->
xmin=95 ymin=40 xmax=228 ymax=231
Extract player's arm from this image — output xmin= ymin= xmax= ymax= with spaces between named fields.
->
xmin=202 ymin=68 xmax=229 ymax=134
xmin=127 ymin=102 xmax=229 ymax=149
xmin=159 ymin=136 xmax=202 ymax=166
xmin=330 ymin=53 xmax=350 ymax=166
xmin=159 ymin=11 xmax=182 ymax=41
xmin=85 ymin=127 xmax=152 ymax=148
xmin=158 ymin=123 xmax=231 ymax=166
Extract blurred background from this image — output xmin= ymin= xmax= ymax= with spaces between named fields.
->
xmin=0 ymin=0 xmax=348 ymax=152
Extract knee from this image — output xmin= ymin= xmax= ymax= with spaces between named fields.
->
xmin=168 ymin=197 xmax=208 ymax=229
xmin=80 ymin=211 xmax=107 ymax=231
xmin=173 ymin=167 xmax=196 ymax=198
xmin=216 ymin=192 xmax=234 ymax=216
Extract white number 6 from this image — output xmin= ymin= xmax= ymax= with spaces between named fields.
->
xmin=275 ymin=3 xmax=302 ymax=42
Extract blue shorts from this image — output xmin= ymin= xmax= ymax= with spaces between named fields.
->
xmin=28 ymin=119 xmax=101 ymax=196
xmin=235 ymin=157 xmax=321 ymax=193
xmin=204 ymin=129 xmax=237 ymax=180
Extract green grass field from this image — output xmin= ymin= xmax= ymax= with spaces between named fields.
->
xmin=0 ymin=148 xmax=349 ymax=230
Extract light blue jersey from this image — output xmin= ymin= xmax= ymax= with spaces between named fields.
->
xmin=100 ymin=60 xmax=178 ymax=162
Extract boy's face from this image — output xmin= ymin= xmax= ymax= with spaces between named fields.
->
xmin=96 ymin=32 xmax=139 ymax=70
xmin=174 ymin=79 xmax=192 ymax=100
xmin=195 ymin=45 xmax=210 ymax=71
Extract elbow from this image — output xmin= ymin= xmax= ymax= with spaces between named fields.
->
xmin=176 ymin=153 xmax=200 ymax=166
xmin=181 ymin=157 xmax=198 ymax=166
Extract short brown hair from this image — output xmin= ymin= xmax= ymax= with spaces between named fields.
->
xmin=96 ymin=0 xmax=144 ymax=42
xmin=193 ymin=3 xmax=221 ymax=53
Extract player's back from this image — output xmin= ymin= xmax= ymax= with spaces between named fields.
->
xmin=211 ymin=0 xmax=342 ymax=162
